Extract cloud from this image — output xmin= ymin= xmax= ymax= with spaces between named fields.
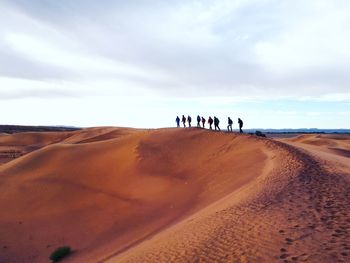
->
xmin=0 ymin=77 xmax=80 ymax=99
xmin=297 ymin=93 xmax=350 ymax=102
xmin=1 ymin=0 xmax=350 ymax=101
xmin=254 ymin=1 xmax=350 ymax=71
xmin=3 ymin=33 xmax=172 ymax=84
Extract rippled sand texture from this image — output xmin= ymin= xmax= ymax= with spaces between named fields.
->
xmin=0 ymin=129 xmax=349 ymax=262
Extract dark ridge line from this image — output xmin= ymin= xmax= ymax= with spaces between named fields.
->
xmin=0 ymin=125 xmax=81 ymax=134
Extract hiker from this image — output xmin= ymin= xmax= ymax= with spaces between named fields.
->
xmin=197 ymin=115 xmax=201 ymax=127
xmin=214 ymin=116 xmax=221 ymax=131
xmin=182 ymin=115 xmax=186 ymax=127
xmin=201 ymin=116 xmax=206 ymax=128
xmin=208 ymin=116 xmax=213 ymax=130
xmin=238 ymin=118 xmax=243 ymax=133
xmin=188 ymin=115 xmax=192 ymax=127
xmin=176 ymin=116 xmax=180 ymax=127
xmin=227 ymin=117 xmax=233 ymax=132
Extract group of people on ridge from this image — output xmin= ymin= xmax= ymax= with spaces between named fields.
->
xmin=176 ymin=115 xmax=244 ymax=133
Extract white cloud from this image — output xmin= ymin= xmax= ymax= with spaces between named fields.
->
xmin=254 ymin=1 xmax=350 ymax=73
xmin=4 ymin=33 xmax=173 ymax=83
xmin=1 ymin=0 xmax=350 ymax=99
xmin=297 ymin=93 xmax=350 ymax=102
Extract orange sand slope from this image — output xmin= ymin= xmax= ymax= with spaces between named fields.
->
xmin=0 ymin=130 xmax=349 ymax=263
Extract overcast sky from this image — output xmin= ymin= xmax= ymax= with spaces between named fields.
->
xmin=0 ymin=0 xmax=349 ymax=128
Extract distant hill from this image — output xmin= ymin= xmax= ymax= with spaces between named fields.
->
xmin=246 ymin=128 xmax=350 ymax=134
xmin=0 ymin=125 xmax=81 ymax=134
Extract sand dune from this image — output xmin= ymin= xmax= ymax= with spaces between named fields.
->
xmin=285 ymin=134 xmax=350 ymax=173
xmin=289 ymin=134 xmax=350 ymax=149
xmin=0 ymin=129 xmax=349 ymax=262
xmin=0 ymin=131 xmax=75 ymax=147
xmin=0 ymin=131 xmax=76 ymax=165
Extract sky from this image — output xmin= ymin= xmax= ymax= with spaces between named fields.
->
xmin=0 ymin=0 xmax=349 ymax=129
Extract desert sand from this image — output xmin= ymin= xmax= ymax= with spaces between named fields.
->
xmin=0 ymin=128 xmax=349 ymax=262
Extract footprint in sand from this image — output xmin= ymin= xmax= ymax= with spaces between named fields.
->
xmin=285 ymin=238 xmax=293 ymax=245
xmin=279 ymin=253 xmax=289 ymax=259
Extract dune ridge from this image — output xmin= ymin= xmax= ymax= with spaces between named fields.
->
xmin=0 ymin=129 xmax=349 ymax=262
xmin=110 ymin=135 xmax=350 ymax=263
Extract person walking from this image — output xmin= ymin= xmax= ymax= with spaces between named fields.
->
xmin=208 ymin=116 xmax=213 ymax=130
xmin=238 ymin=118 xmax=243 ymax=133
xmin=188 ymin=115 xmax=192 ymax=127
xmin=197 ymin=115 xmax=201 ymax=127
xmin=214 ymin=116 xmax=221 ymax=131
xmin=201 ymin=116 xmax=206 ymax=128
xmin=176 ymin=116 xmax=180 ymax=127
xmin=227 ymin=117 xmax=233 ymax=132
xmin=182 ymin=115 xmax=186 ymax=127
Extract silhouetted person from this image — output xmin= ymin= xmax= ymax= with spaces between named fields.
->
xmin=214 ymin=116 xmax=220 ymax=131
xmin=182 ymin=115 xmax=186 ymax=127
xmin=188 ymin=115 xmax=192 ymax=127
xmin=176 ymin=116 xmax=180 ymax=127
xmin=208 ymin=116 xmax=213 ymax=130
xmin=238 ymin=118 xmax=243 ymax=133
xmin=227 ymin=117 xmax=233 ymax=132
xmin=197 ymin=115 xmax=201 ymax=127
xmin=201 ymin=116 xmax=206 ymax=128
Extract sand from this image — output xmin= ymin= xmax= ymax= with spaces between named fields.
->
xmin=0 ymin=129 xmax=349 ymax=262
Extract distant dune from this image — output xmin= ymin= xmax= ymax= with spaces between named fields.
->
xmin=0 ymin=125 xmax=80 ymax=134
xmin=0 ymin=128 xmax=349 ymax=262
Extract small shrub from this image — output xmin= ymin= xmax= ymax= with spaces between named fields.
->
xmin=49 ymin=246 xmax=71 ymax=262
xmin=255 ymin=130 xmax=266 ymax=137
